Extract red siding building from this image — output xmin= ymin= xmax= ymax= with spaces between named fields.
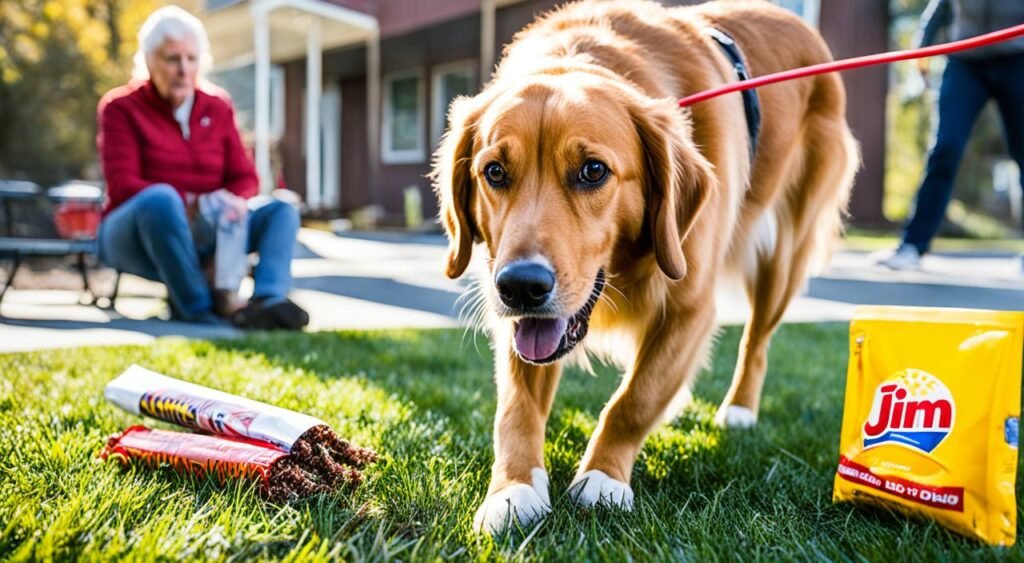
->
xmin=198 ymin=0 xmax=889 ymax=226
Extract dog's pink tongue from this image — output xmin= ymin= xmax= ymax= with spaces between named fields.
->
xmin=514 ymin=317 xmax=568 ymax=362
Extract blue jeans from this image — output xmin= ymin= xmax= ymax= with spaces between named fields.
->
xmin=98 ymin=184 xmax=300 ymax=319
xmin=903 ymin=54 xmax=1024 ymax=254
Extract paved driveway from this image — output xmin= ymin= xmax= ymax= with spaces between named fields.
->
xmin=0 ymin=229 xmax=1021 ymax=352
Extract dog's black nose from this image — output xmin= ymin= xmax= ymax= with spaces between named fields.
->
xmin=495 ymin=262 xmax=555 ymax=309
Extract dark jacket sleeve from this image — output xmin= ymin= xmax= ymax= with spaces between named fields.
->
xmin=221 ymin=103 xmax=259 ymax=199
xmin=915 ymin=0 xmax=952 ymax=48
xmin=97 ymin=97 xmax=150 ymax=206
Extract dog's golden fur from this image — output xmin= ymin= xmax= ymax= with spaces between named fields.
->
xmin=433 ymin=0 xmax=858 ymax=527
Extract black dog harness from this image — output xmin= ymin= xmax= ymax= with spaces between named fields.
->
xmin=704 ymin=27 xmax=761 ymax=159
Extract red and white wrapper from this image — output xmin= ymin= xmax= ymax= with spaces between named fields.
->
xmin=105 ymin=364 xmax=325 ymax=451
xmin=101 ymin=425 xmax=287 ymax=486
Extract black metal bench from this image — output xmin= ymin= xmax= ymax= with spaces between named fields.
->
xmin=0 ymin=181 xmax=119 ymax=312
xmin=0 ymin=237 xmax=113 ymax=306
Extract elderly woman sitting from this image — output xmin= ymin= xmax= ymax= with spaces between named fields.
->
xmin=97 ymin=6 xmax=307 ymax=329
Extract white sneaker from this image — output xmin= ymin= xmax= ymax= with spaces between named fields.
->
xmin=876 ymin=244 xmax=921 ymax=270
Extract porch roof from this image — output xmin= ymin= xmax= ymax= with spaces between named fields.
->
xmin=202 ymin=0 xmax=378 ymax=68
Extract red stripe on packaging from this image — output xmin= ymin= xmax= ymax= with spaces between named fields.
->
xmin=102 ymin=425 xmax=287 ymax=486
xmin=837 ymin=456 xmax=964 ymax=512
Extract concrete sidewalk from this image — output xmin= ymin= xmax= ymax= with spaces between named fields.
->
xmin=1 ymin=228 xmax=1021 ymax=353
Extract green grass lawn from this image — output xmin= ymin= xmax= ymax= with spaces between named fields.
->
xmin=1 ymin=325 xmax=1020 ymax=560
xmin=842 ymin=231 xmax=1024 ymax=253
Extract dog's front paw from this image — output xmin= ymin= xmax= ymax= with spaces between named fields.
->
xmin=473 ymin=468 xmax=550 ymax=534
xmin=569 ymin=469 xmax=634 ymax=509
xmin=714 ymin=404 xmax=758 ymax=428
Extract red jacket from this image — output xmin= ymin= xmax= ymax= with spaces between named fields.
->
xmin=97 ymin=80 xmax=258 ymax=214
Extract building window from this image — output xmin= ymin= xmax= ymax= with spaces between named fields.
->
xmin=431 ymin=60 xmax=477 ymax=149
xmin=208 ymin=63 xmax=285 ymax=141
xmin=773 ymin=0 xmax=819 ymax=27
xmin=382 ymin=69 xmax=426 ymax=164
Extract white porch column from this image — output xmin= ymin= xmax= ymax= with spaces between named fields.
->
xmin=253 ymin=6 xmax=273 ymax=193
xmin=366 ymin=28 xmax=381 ymax=205
xmin=481 ymin=0 xmax=496 ymax=83
xmin=305 ymin=16 xmax=323 ymax=209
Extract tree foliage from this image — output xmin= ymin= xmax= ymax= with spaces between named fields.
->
xmin=0 ymin=0 xmax=160 ymax=187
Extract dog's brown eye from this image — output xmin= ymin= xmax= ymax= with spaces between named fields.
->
xmin=484 ymin=162 xmax=507 ymax=187
xmin=577 ymin=160 xmax=609 ymax=187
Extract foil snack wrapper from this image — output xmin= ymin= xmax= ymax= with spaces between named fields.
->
xmin=105 ymin=364 xmax=324 ymax=451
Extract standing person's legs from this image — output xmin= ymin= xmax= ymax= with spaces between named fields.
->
xmin=988 ymin=54 xmax=1024 ymax=230
xmin=902 ymin=57 xmax=991 ymax=254
xmin=98 ymin=184 xmax=214 ymax=320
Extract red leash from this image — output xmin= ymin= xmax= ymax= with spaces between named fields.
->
xmin=678 ymin=22 xmax=1024 ymax=108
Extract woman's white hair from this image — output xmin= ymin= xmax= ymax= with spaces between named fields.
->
xmin=131 ymin=5 xmax=212 ymax=81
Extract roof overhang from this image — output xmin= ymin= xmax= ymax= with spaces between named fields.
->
xmin=202 ymin=0 xmax=378 ymax=69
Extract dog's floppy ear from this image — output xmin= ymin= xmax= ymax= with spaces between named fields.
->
xmin=432 ymin=96 xmax=484 ymax=279
xmin=631 ymin=98 xmax=715 ymax=281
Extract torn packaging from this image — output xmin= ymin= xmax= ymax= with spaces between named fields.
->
xmin=102 ymin=426 xmax=346 ymax=502
xmin=102 ymin=365 xmax=379 ymax=500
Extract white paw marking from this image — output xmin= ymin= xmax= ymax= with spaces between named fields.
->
xmin=473 ymin=468 xmax=550 ymax=534
xmin=715 ymin=405 xmax=758 ymax=428
xmin=569 ymin=469 xmax=634 ymax=509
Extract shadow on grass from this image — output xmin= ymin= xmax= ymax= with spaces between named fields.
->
xmin=13 ymin=320 xmax=1011 ymax=558
xmin=207 ymin=324 xmax=853 ymax=522
xmin=206 ymin=321 xmax=1007 ymax=556
xmin=97 ymin=465 xmax=389 ymax=560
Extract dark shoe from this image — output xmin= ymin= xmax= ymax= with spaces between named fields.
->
xmin=231 ymin=297 xmax=309 ymax=330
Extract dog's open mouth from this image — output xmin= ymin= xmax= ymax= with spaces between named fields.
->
xmin=512 ymin=269 xmax=606 ymax=364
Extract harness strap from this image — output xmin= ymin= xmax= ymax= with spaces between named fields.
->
xmin=704 ymin=27 xmax=761 ymax=159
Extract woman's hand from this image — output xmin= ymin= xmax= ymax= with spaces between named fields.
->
xmin=215 ymin=189 xmax=249 ymax=222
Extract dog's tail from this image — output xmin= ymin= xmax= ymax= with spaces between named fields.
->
xmin=802 ymin=74 xmax=861 ymax=277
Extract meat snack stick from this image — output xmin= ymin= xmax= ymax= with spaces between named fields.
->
xmin=105 ymin=365 xmax=377 ymax=472
xmin=833 ymin=306 xmax=1024 ymax=546
xmin=101 ymin=426 xmax=354 ymax=502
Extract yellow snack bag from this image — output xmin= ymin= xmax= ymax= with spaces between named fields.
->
xmin=833 ymin=306 xmax=1024 ymax=546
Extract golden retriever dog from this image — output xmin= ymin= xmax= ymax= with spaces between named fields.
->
xmin=432 ymin=0 xmax=858 ymax=532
